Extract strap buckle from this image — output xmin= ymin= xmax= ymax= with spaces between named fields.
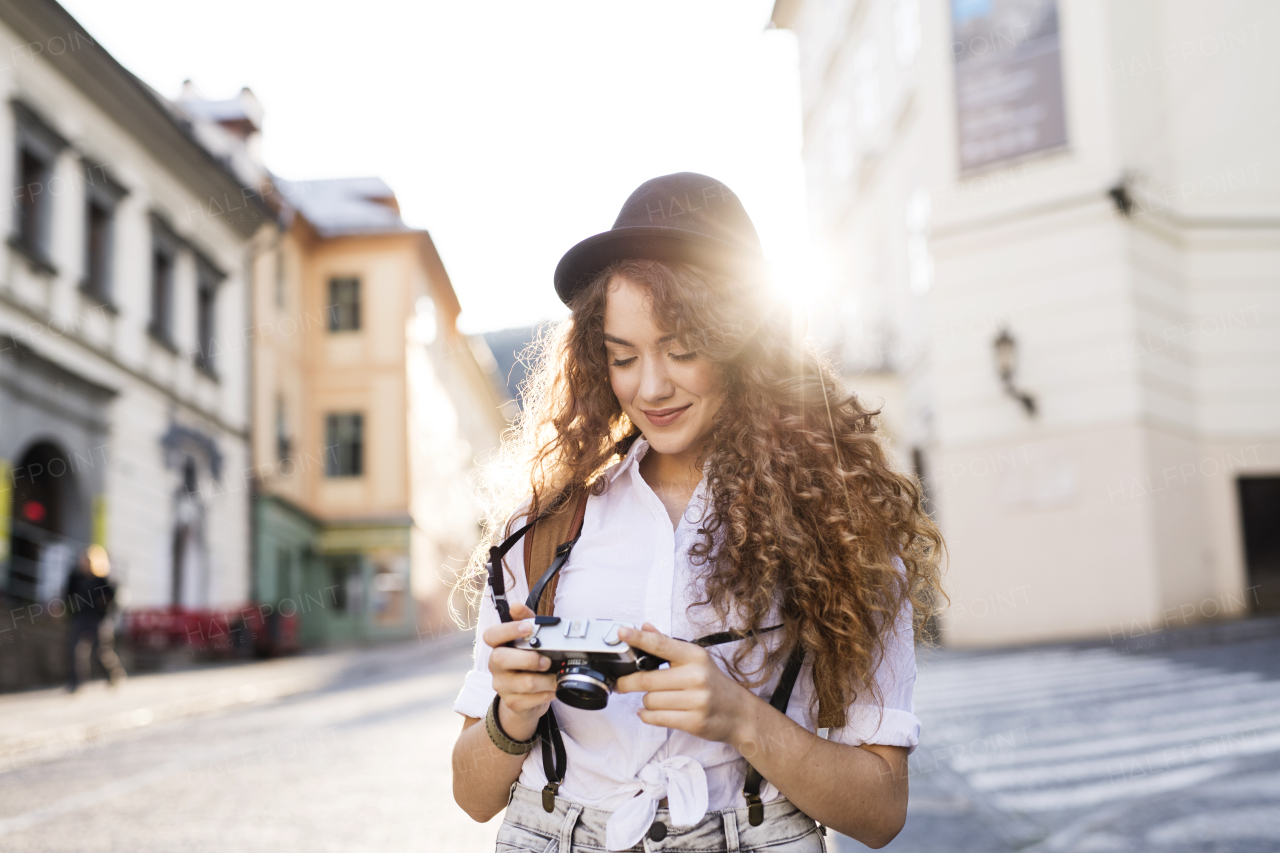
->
xmin=745 ymin=792 xmax=764 ymax=827
xmin=542 ymin=781 xmax=560 ymax=813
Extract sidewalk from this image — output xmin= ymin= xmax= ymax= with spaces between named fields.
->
xmin=0 ymin=631 xmax=473 ymax=774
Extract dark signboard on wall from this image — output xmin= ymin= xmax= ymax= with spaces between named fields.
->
xmin=951 ymin=0 xmax=1067 ymax=172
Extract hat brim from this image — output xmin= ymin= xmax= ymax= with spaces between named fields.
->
xmin=553 ymin=226 xmax=766 ymax=306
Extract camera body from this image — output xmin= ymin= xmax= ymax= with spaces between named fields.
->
xmin=513 ymin=616 xmax=666 ymax=710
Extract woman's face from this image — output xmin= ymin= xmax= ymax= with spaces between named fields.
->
xmin=603 ymin=275 xmax=726 ymax=460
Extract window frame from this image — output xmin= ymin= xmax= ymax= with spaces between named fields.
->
xmin=275 ymin=393 xmax=292 ymax=464
xmin=148 ymin=214 xmax=181 ymax=349
xmin=9 ymin=101 xmax=68 ymax=273
xmin=80 ymin=161 xmax=127 ymax=306
xmin=324 ymin=412 xmax=364 ymax=478
xmin=327 ymin=276 xmax=361 ymax=332
xmin=193 ymin=252 xmax=224 ymax=378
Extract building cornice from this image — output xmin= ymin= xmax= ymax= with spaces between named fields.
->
xmin=0 ymin=0 xmax=275 ymax=238
xmin=0 ymin=290 xmax=250 ymax=439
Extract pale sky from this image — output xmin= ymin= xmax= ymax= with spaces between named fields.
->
xmin=59 ymin=0 xmax=812 ymax=334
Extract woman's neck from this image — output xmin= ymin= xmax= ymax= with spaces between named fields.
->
xmin=639 ymin=446 xmax=703 ymax=529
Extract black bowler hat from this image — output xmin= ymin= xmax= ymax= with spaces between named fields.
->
xmin=554 ymin=172 xmax=766 ymax=306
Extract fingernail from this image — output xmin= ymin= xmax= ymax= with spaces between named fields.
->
xmin=520 ymin=623 xmax=533 ymax=635
xmin=539 ymin=657 xmax=550 ymax=670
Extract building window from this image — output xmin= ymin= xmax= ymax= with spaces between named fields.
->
xmin=149 ymin=216 xmax=179 ymax=347
xmin=275 ymin=546 xmax=293 ymax=602
xmin=16 ymin=150 xmax=52 ymax=254
xmin=327 ymin=555 xmax=362 ymax=612
xmin=81 ymin=164 xmax=126 ymax=304
xmin=324 ymin=413 xmax=364 ymax=477
xmin=327 ymin=277 xmax=360 ymax=331
xmin=84 ymin=200 xmax=112 ymax=297
xmin=274 ymin=249 xmax=286 ymax=309
xmin=194 ymin=256 xmax=223 ymax=375
xmin=275 ymin=394 xmax=291 ymax=463
xmin=10 ymin=102 xmax=67 ymax=271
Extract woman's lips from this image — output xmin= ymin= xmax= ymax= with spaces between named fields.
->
xmin=642 ymin=404 xmax=691 ymax=427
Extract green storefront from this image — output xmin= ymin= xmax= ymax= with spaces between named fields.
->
xmin=254 ymin=495 xmax=415 ymax=649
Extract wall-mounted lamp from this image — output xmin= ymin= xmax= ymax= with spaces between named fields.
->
xmin=993 ymin=327 xmax=1037 ymax=417
xmin=1109 ymin=170 xmax=1136 ymax=217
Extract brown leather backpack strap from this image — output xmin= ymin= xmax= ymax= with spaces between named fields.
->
xmin=523 ymin=490 xmax=589 ymax=617
xmin=817 ymin=698 xmax=846 ymax=730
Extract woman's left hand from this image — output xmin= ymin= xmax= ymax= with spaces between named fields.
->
xmin=614 ymin=623 xmax=754 ymax=745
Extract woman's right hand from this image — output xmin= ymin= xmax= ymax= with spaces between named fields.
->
xmin=483 ymin=601 xmax=556 ymax=740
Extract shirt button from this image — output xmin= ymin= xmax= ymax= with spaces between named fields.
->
xmin=648 ymin=821 xmax=668 ymax=841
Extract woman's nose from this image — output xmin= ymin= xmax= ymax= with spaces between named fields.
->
xmin=639 ymin=355 xmax=674 ymax=401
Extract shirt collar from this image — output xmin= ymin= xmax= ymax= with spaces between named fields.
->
xmin=606 ymin=435 xmax=649 ymax=484
xmin=607 ymin=436 xmax=719 ymax=483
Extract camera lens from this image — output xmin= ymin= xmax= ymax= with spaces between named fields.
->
xmin=555 ymin=659 xmax=611 ymax=710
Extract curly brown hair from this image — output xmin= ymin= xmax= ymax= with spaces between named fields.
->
xmin=463 ymin=258 xmax=945 ymax=722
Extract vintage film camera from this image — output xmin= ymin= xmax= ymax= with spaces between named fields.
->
xmin=513 ymin=616 xmax=667 ymax=710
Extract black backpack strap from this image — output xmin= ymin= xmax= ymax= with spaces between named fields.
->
xmin=693 ymin=625 xmax=807 ymax=826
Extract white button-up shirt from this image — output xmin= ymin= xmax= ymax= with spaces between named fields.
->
xmin=455 ymin=438 xmax=920 ymax=848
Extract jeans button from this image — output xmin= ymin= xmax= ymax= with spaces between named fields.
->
xmin=648 ymin=821 xmax=668 ymax=841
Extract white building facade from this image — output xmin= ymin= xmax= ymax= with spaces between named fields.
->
xmin=774 ymin=0 xmax=1280 ymax=645
xmin=0 ymin=0 xmax=272 ymax=641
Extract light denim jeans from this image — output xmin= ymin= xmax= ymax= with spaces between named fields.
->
xmin=496 ymin=783 xmax=828 ymax=853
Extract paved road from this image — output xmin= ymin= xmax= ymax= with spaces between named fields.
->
xmin=2 ymin=630 xmax=1278 ymax=852
xmin=871 ymin=633 xmax=1280 ymax=853
xmin=0 ymin=639 xmax=501 ymax=852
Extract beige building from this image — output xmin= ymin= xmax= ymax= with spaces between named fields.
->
xmin=175 ymin=83 xmax=513 ymax=647
xmin=773 ymin=0 xmax=1280 ymax=646
xmin=247 ymin=175 xmax=512 ymax=643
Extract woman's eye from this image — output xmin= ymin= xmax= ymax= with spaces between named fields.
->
xmin=610 ymin=356 xmax=637 ymax=367
xmin=669 ymin=351 xmax=697 ymax=362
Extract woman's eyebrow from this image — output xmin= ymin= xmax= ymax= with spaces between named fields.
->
xmin=603 ymin=333 xmax=676 ymax=346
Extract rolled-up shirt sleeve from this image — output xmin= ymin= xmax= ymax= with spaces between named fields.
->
xmin=826 ymin=557 xmax=921 ymax=754
xmin=453 ymin=518 xmax=532 ymax=719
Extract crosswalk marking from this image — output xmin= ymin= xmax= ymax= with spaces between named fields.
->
xmin=955 ymin=706 xmax=1280 ymax=772
xmin=913 ymin=646 xmax=1280 ymax=820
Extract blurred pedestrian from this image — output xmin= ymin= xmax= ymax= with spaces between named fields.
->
xmin=65 ymin=544 xmax=127 ymax=692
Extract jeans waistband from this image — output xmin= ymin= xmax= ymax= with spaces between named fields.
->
xmin=498 ymin=783 xmax=824 ymax=852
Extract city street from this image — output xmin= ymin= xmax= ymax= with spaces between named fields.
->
xmin=1 ymin=627 xmax=1278 ymax=852
xmin=888 ymin=625 xmax=1280 ymax=853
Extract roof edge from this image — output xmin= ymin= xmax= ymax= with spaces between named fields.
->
xmin=0 ymin=0 xmax=277 ymax=238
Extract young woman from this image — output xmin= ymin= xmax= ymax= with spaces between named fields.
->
xmin=452 ymin=173 xmax=944 ymax=852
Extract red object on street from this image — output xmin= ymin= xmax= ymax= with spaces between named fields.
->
xmin=124 ymin=605 xmax=299 ymax=657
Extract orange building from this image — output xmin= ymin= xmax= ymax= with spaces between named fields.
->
xmin=247 ymin=176 xmax=511 ymax=646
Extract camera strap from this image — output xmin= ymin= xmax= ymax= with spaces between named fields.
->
xmin=486 ymin=489 xmax=581 ymax=624
xmin=537 ymin=706 xmax=569 ymax=812
xmin=484 ymin=489 xmax=587 ymax=811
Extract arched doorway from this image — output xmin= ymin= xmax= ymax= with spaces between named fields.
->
xmin=7 ymin=442 xmax=79 ymax=601
xmin=170 ymin=457 xmax=207 ymax=608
